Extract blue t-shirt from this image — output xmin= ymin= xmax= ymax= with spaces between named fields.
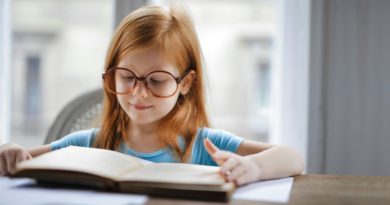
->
xmin=50 ymin=128 xmax=243 ymax=166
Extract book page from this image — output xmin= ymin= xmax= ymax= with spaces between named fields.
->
xmin=120 ymin=163 xmax=225 ymax=185
xmin=16 ymin=146 xmax=143 ymax=180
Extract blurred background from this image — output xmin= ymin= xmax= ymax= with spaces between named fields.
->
xmin=1 ymin=0 xmax=275 ymax=147
xmin=1 ymin=0 xmax=390 ymax=176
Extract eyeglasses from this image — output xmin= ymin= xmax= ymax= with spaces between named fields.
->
xmin=102 ymin=67 xmax=191 ymax=98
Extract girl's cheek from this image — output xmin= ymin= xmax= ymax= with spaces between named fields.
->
xmin=159 ymin=95 xmax=179 ymax=111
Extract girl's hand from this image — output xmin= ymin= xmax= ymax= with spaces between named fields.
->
xmin=0 ymin=143 xmax=32 ymax=175
xmin=204 ymin=138 xmax=261 ymax=186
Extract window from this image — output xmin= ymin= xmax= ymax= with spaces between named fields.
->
xmin=24 ymin=55 xmax=42 ymax=135
xmin=10 ymin=0 xmax=114 ymax=147
xmin=166 ymin=0 xmax=277 ymax=141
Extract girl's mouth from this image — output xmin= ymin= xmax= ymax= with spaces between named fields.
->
xmin=132 ymin=104 xmax=153 ymax=110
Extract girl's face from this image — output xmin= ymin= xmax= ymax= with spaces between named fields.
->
xmin=115 ymin=47 xmax=193 ymax=126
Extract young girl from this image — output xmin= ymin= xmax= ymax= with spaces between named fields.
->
xmin=0 ymin=4 xmax=304 ymax=186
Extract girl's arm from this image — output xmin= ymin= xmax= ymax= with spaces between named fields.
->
xmin=0 ymin=143 xmax=51 ymax=175
xmin=204 ymin=139 xmax=304 ymax=186
xmin=29 ymin=144 xmax=52 ymax=157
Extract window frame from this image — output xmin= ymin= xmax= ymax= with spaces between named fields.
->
xmin=0 ymin=0 xmax=12 ymax=144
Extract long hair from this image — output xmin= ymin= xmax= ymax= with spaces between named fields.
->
xmin=94 ymin=4 xmax=209 ymax=162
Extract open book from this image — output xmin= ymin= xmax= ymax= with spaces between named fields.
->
xmin=12 ymin=146 xmax=235 ymax=201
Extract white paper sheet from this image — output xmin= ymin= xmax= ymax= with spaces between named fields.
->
xmin=0 ymin=177 xmax=148 ymax=205
xmin=1 ymin=176 xmax=294 ymax=204
xmin=233 ymin=177 xmax=294 ymax=203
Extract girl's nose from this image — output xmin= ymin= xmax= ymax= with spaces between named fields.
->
xmin=132 ymin=80 xmax=149 ymax=98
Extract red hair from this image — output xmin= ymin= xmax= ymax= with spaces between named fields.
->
xmin=94 ymin=5 xmax=209 ymax=162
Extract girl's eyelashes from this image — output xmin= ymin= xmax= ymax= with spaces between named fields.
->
xmin=121 ymin=76 xmax=136 ymax=82
xmin=149 ymin=78 xmax=163 ymax=85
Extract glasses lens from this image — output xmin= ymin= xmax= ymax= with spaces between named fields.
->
xmin=147 ymin=72 xmax=178 ymax=97
xmin=113 ymin=69 xmax=136 ymax=94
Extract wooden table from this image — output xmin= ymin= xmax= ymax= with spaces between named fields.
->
xmin=146 ymin=174 xmax=390 ymax=205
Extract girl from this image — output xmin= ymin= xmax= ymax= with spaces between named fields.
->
xmin=0 ymin=4 xmax=304 ymax=186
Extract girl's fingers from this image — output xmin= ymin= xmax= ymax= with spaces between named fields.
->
xmin=0 ymin=155 xmax=6 ymax=175
xmin=228 ymin=166 xmax=246 ymax=182
xmin=203 ymin=138 xmax=219 ymax=154
xmin=204 ymin=139 xmax=238 ymax=167
xmin=0 ymin=144 xmax=31 ymax=176
xmin=213 ymin=150 xmax=233 ymax=160
xmin=204 ymin=139 xmax=226 ymax=165
xmin=235 ymin=173 xmax=251 ymax=186
xmin=27 ymin=152 xmax=32 ymax=160
xmin=220 ymin=156 xmax=239 ymax=174
xmin=16 ymin=152 xmax=27 ymax=164
xmin=23 ymin=150 xmax=32 ymax=161
xmin=6 ymin=152 xmax=15 ymax=175
xmin=204 ymin=139 xmax=256 ymax=186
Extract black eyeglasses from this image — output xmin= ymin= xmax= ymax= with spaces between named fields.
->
xmin=102 ymin=68 xmax=191 ymax=98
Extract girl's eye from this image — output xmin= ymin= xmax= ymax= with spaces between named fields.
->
xmin=149 ymin=78 xmax=164 ymax=85
xmin=121 ymin=75 xmax=135 ymax=81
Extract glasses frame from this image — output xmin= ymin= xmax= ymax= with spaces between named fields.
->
xmin=102 ymin=67 xmax=191 ymax=98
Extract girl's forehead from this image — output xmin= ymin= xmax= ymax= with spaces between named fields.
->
xmin=117 ymin=47 xmax=179 ymax=75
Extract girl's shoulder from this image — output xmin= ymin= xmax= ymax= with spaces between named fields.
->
xmin=194 ymin=127 xmax=244 ymax=151
xmin=189 ymin=127 xmax=244 ymax=165
xmin=196 ymin=127 xmax=241 ymax=139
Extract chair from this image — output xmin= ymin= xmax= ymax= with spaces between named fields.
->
xmin=45 ymin=89 xmax=104 ymax=144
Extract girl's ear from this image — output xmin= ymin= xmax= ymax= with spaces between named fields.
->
xmin=180 ymin=70 xmax=196 ymax=95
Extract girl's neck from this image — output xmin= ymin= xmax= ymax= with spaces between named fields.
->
xmin=125 ymin=121 xmax=165 ymax=153
xmin=129 ymin=122 xmax=158 ymax=137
